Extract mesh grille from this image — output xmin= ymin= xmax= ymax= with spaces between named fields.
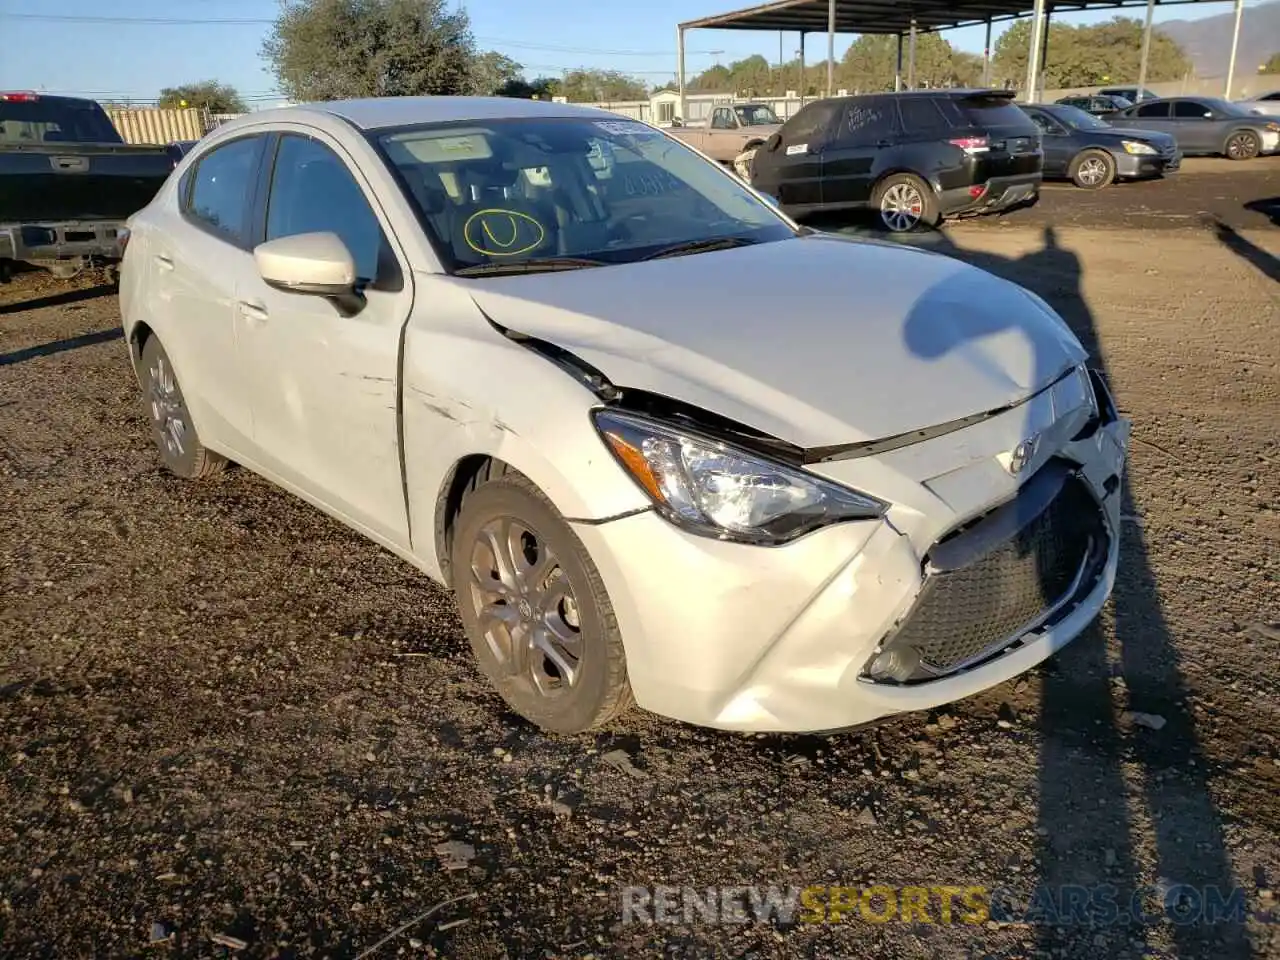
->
xmin=884 ymin=477 xmax=1103 ymax=675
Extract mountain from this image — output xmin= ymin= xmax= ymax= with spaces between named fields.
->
xmin=1158 ymin=0 xmax=1280 ymax=79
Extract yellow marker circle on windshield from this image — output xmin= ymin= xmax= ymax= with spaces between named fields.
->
xmin=463 ymin=209 xmax=546 ymax=257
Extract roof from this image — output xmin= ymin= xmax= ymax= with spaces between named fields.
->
xmin=680 ymin=0 xmax=1215 ymax=35
xmin=256 ymin=96 xmax=618 ymax=131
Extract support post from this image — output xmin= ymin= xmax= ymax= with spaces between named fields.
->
xmin=982 ymin=18 xmax=993 ymax=87
xmin=907 ymin=20 xmax=917 ymax=90
xmin=677 ymin=25 xmax=686 ymax=123
xmin=1037 ymin=6 xmax=1051 ymax=101
xmin=1136 ymin=0 xmax=1155 ymax=97
xmin=895 ymin=34 xmax=903 ymax=92
xmin=1225 ymin=0 xmax=1245 ymax=99
xmin=1024 ymin=0 xmax=1045 ymax=103
xmin=826 ymin=0 xmax=836 ymax=98
xmin=799 ymin=32 xmax=806 ymax=105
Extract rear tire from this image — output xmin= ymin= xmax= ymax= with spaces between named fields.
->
xmin=139 ymin=335 xmax=228 ymax=480
xmin=451 ymin=467 xmax=633 ymax=734
xmin=873 ymin=174 xmax=939 ymax=232
xmin=1069 ymin=149 xmax=1115 ymax=189
xmin=1224 ymin=130 xmax=1260 ymax=161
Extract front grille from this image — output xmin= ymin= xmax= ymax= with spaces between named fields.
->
xmin=869 ymin=467 xmax=1106 ymax=681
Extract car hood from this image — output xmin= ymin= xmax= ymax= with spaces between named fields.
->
xmin=465 ymin=234 xmax=1087 ymax=449
xmin=1101 ymin=126 xmax=1177 ymax=145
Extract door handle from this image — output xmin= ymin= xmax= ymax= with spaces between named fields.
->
xmin=237 ymin=300 xmax=269 ymax=323
xmin=154 ymin=254 xmax=174 ymax=271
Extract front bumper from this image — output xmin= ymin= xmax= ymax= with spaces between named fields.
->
xmin=939 ymin=173 xmax=1041 ymax=218
xmin=1115 ymin=150 xmax=1180 ymax=178
xmin=574 ymin=374 xmax=1130 ymax=733
xmin=1261 ymin=131 xmax=1280 ymax=155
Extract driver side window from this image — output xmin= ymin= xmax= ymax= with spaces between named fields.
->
xmin=1028 ymin=112 xmax=1057 ymax=134
xmin=711 ymin=108 xmax=735 ymax=130
xmin=1173 ymin=101 xmax=1211 ymax=119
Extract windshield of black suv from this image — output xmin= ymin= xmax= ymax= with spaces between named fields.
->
xmin=735 ymin=104 xmax=780 ymax=126
xmin=1054 ymin=105 xmax=1111 ymax=130
xmin=376 ymin=117 xmax=796 ymax=275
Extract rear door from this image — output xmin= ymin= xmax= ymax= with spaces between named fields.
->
xmin=940 ymin=93 xmax=1042 ymax=178
xmin=750 ymin=100 xmax=837 ymax=208
xmin=821 ymin=96 xmax=898 ymax=208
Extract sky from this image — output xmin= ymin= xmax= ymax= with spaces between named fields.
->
xmin=0 ymin=0 xmax=1264 ymax=106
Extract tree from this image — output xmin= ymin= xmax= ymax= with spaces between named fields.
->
xmin=158 ymin=81 xmax=246 ymax=113
xmin=841 ymin=34 xmax=981 ymax=92
xmin=554 ymin=68 xmax=648 ymax=102
xmin=263 ymin=0 xmax=475 ymax=102
xmin=470 ymin=51 xmax=522 ymax=96
xmin=990 ymin=17 xmax=1190 ymax=90
xmin=1263 ymin=52 xmax=1280 ymax=75
xmin=495 ymin=76 xmax=559 ymax=99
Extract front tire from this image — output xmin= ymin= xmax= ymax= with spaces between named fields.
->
xmin=139 ymin=335 xmax=228 ymax=480
xmin=1225 ymin=130 xmax=1260 ymax=161
xmin=1069 ymin=149 xmax=1116 ymax=189
xmin=452 ymin=467 xmax=633 ymax=734
xmin=873 ymin=174 xmax=940 ymax=232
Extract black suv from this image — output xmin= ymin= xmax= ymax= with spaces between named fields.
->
xmin=750 ymin=89 xmax=1043 ymax=232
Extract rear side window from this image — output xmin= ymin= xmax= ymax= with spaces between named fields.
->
xmin=951 ymin=96 xmax=1038 ymax=132
xmin=184 ymin=136 xmax=264 ymax=246
xmin=780 ymin=102 xmax=838 ymax=147
xmin=840 ymin=98 xmax=896 ymax=145
xmin=897 ymin=97 xmax=950 ymax=136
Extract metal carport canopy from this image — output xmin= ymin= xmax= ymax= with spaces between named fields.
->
xmin=675 ymin=0 xmax=1247 ymax=117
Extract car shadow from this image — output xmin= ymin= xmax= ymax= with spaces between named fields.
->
xmin=1242 ymin=197 xmax=1279 ymax=227
xmin=895 ymin=225 xmax=1254 ymax=957
xmin=0 ymin=284 xmax=114 ymax=317
xmin=0 ymin=327 xmax=123 ymax=367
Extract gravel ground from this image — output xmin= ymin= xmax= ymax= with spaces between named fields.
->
xmin=2 ymin=182 xmax=1279 ymax=959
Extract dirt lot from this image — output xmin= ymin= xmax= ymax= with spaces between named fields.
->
xmin=2 ymin=171 xmax=1279 ymax=959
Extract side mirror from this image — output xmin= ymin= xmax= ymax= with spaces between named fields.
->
xmin=254 ymin=232 xmax=364 ymax=315
xmin=765 ymin=132 xmax=782 ymax=152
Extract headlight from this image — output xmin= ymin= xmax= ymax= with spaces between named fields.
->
xmin=1122 ymin=140 xmax=1157 ymax=155
xmin=1265 ymin=122 xmax=1280 ymax=133
xmin=592 ymin=410 xmax=886 ymax=544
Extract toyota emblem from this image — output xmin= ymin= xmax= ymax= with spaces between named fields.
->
xmin=1009 ymin=435 xmax=1040 ymax=475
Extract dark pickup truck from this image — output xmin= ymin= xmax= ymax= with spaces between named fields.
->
xmin=1 ymin=92 xmax=174 ymax=280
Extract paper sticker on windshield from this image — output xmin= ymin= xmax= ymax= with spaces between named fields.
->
xmin=594 ymin=120 xmax=659 ymax=137
xmin=786 ymin=143 xmax=808 ymax=155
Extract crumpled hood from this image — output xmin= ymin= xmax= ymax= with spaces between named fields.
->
xmin=466 ymin=234 xmax=1086 ymax=449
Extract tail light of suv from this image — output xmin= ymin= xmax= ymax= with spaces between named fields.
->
xmin=949 ymin=136 xmax=990 ymax=154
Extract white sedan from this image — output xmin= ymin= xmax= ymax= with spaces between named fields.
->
xmin=119 ymin=97 xmax=1130 ymax=735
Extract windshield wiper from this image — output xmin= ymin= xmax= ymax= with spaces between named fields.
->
xmin=639 ymin=236 xmax=763 ymax=261
xmin=454 ymin=256 xmax=611 ymax=277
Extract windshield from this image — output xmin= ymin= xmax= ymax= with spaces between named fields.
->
xmin=0 ymin=98 xmax=120 ymax=144
xmin=1055 ymin=105 xmax=1110 ymax=130
xmin=376 ymin=116 xmax=795 ymax=274
xmin=1197 ymin=98 xmax=1250 ymax=118
xmin=735 ymin=104 xmax=780 ymax=126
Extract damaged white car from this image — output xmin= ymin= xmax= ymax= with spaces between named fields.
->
xmin=119 ymin=98 xmax=1130 ymax=735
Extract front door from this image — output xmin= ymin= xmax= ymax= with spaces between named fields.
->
xmin=1025 ymin=109 xmax=1073 ymax=177
xmin=236 ymin=130 xmax=413 ymax=548
xmin=751 ymin=101 xmax=836 ymax=208
xmin=1168 ymin=100 xmax=1219 ymax=153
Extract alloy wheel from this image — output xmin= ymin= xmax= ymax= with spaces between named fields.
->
xmin=148 ymin=354 xmax=187 ymax=460
xmin=467 ymin=516 xmax=582 ymax=698
xmin=1077 ymin=156 xmax=1108 ymax=186
xmin=1227 ymin=133 xmax=1258 ymax=160
xmin=880 ymin=182 xmax=924 ymax=232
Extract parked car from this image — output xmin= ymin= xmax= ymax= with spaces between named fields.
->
xmin=1107 ymin=96 xmax=1280 ymax=159
xmin=1021 ymin=103 xmax=1179 ymax=188
xmin=1055 ymin=94 xmax=1132 ymax=116
xmin=1237 ymin=91 xmax=1280 ymax=117
xmin=750 ymin=89 xmax=1043 ymax=232
xmin=1098 ymin=86 xmax=1160 ymax=103
xmin=667 ymin=102 xmax=782 ymax=165
xmin=119 ymin=96 xmax=1129 ymax=735
xmin=0 ymin=91 xmax=173 ymax=280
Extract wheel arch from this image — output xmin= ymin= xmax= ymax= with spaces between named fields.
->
xmin=434 ymin=454 xmax=507 ymax=590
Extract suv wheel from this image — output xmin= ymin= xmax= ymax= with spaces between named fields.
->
xmin=1225 ymin=130 xmax=1260 ymax=161
xmin=1070 ymin=150 xmax=1116 ymax=189
xmin=874 ymin=174 xmax=939 ymax=232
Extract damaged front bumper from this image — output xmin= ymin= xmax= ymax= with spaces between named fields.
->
xmin=573 ymin=370 xmax=1130 ymax=733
